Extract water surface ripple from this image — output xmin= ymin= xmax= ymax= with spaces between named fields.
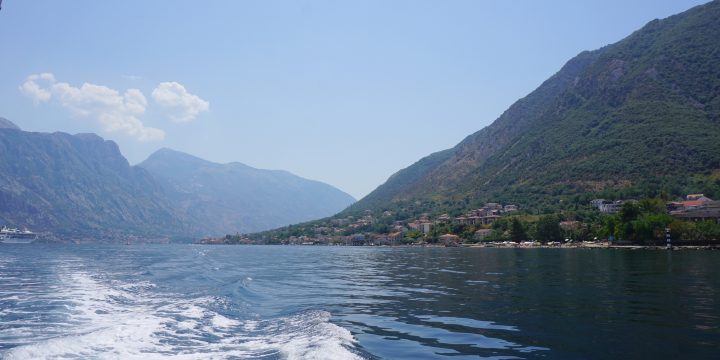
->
xmin=0 ymin=245 xmax=718 ymax=359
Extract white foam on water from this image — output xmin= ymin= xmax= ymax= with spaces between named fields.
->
xmin=2 ymin=271 xmax=365 ymax=360
xmin=211 ymin=314 xmax=240 ymax=328
xmin=241 ymin=311 xmax=363 ymax=360
xmin=465 ymin=280 xmax=489 ymax=284
xmin=437 ymin=269 xmax=467 ymax=274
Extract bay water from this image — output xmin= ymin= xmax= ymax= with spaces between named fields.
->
xmin=1 ymin=245 xmax=718 ymax=359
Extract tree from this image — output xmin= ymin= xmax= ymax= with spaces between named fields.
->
xmin=602 ymin=215 xmax=618 ymax=240
xmin=509 ymin=218 xmax=528 ymax=243
xmin=404 ymin=230 xmax=422 ymax=243
xmin=460 ymin=225 xmax=478 ymax=242
xmin=618 ymin=202 xmax=641 ymax=223
xmin=696 ymin=220 xmax=720 ymax=240
xmin=535 ymin=215 xmax=562 ymax=243
xmin=638 ymin=198 xmax=666 ymax=215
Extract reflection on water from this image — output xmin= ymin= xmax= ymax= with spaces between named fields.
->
xmin=0 ymin=245 xmax=718 ymax=359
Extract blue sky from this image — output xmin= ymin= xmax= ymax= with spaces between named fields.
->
xmin=0 ymin=0 xmax=710 ymax=199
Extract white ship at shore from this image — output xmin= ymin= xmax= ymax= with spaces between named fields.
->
xmin=0 ymin=226 xmax=37 ymax=244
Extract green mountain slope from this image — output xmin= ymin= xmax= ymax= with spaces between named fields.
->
xmin=139 ymin=148 xmax=355 ymax=235
xmin=348 ymin=0 xmax=720 ymax=214
xmin=0 ymin=121 xmax=189 ymax=239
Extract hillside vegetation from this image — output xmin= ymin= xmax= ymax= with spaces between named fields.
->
xmin=347 ymin=0 xmax=720 ymax=215
xmin=246 ymin=1 xmax=720 ymax=243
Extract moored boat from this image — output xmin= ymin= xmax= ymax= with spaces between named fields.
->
xmin=0 ymin=226 xmax=37 ymax=244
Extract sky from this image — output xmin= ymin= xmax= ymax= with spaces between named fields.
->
xmin=0 ymin=0 xmax=710 ymax=199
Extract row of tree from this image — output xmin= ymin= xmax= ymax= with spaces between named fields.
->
xmin=478 ymin=198 xmax=720 ymax=244
xmin=246 ymin=194 xmax=720 ymax=245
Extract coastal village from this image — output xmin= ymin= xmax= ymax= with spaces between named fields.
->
xmin=209 ymin=202 xmax=518 ymax=245
xmin=210 ymin=194 xmax=720 ymax=247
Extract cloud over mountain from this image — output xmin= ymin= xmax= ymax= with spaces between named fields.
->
xmin=152 ymin=82 xmax=209 ymax=123
xmin=19 ymin=73 xmax=54 ymax=103
xmin=20 ymin=73 xmax=165 ymax=141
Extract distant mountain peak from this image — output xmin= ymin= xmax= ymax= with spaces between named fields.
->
xmin=0 ymin=117 xmax=20 ymax=130
xmin=149 ymin=147 xmax=212 ymax=162
xmin=145 ymin=148 xmax=257 ymax=172
xmin=144 ymin=147 xmax=215 ymax=167
xmin=0 ymin=127 xmax=355 ymax=240
xmin=139 ymin=149 xmax=356 ymax=234
xmin=154 ymin=147 xmax=187 ymax=156
xmin=74 ymin=132 xmax=103 ymax=139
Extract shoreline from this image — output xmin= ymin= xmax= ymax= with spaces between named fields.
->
xmin=199 ymin=241 xmax=720 ymax=250
xmin=464 ymin=242 xmax=720 ymax=250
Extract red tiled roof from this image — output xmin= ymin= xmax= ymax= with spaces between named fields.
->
xmin=681 ymin=200 xmax=705 ymax=208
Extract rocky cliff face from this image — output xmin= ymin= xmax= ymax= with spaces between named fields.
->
xmin=0 ymin=120 xmax=356 ymax=239
xmin=0 ymin=120 xmax=189 ymax=239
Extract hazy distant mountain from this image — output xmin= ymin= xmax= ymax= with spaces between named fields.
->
xmin=0 ymin=119 xmax=354 ymax=239
xmin=139 ymin=148 xmax=355 ymax=235
xmin=0 ymin=117 xmax=20 ymax=130
xmin=0 ymin=120 xmax=188 ymax=239
xmin=347 ymin=0 xmax=720 ymax=214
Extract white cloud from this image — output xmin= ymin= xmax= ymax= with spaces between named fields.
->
xmin=19 ymin=73 xmax=55 ymax=103
xmin=20 ymin=73 xmax=165 ymax=141
xmin=152 ymin=82 xmax=209 ymax=123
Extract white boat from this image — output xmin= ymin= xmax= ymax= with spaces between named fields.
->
xmin=0 ymin=226 xmax=37 ymax=244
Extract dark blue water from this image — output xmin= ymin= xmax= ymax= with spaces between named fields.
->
xmin=0 ymin=245 xmax=718 ymax=359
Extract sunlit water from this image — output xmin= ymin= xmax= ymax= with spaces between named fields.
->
xmin=0 ymin=245 xmax=718 ymax=359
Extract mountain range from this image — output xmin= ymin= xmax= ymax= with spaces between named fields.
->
xmin=0 ymin=120 xmax=185 ymax=240
xmin=345 ymin=0 xmax=720 ymax=216
xmin=0 ymin=120 xmax=354 ymax=240
xmin=138 ymin=148 xmax=355 ymax=235
xmin=4 ymin=1 xmax=720 ymax=241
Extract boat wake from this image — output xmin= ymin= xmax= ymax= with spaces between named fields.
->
xmin=2 ymin=271 xmax=364 ymax=360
